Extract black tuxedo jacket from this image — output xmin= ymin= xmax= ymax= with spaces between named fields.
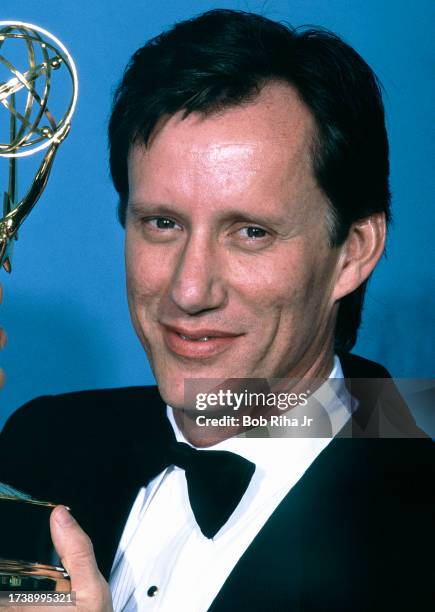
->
xmin=0 ymin=353 xmax=433 ymax=611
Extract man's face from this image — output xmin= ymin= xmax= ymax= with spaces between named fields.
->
xmin=125 ymin=83 xmax=343 ymax=408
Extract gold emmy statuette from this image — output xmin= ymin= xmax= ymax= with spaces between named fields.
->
xmin=0 ymin=21 xmax=78 ymax=592
xmin=0 ymin=20 xmax=78 ymax=272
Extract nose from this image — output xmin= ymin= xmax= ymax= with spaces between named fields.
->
xmin=169 ymin=233 xmax=227 ymax=315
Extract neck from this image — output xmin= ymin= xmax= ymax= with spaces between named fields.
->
xmin=173 ymin=349 xmax=336 ymax=448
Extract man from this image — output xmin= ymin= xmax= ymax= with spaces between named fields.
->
xmin=0 ymin=9 xmax=433 ymax=611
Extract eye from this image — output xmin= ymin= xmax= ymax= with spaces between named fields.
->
xmin=238 ymin=226 xmax=269 ymax=239
xmin=145 ymin=217 xmax=181 ymax=231
xmin=231 ymin=225 xmax=273 ymax=251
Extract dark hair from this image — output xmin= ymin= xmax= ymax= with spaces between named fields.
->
xmin=109 ymin=9 xmax=391 ymax=352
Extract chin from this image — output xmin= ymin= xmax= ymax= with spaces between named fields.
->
xmin=151 ymin=367 xmax=187 ymax=408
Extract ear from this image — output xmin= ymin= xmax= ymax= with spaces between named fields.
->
xmin=332 ymin=213 xmax=386 ymax=302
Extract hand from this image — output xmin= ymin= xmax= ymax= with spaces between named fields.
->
xmin=0 ymin=284 xmax=6 ymax=389
xmin=8 ymin=506 xmax=114 ymax=612
xmin=50 ymin=506 xmax=114 ymax=611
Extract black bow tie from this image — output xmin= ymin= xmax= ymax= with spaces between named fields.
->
xmin=157 ymin=441 xmax=255 ymax=538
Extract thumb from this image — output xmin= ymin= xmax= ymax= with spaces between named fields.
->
xmin=50 ymin=505 xmax=103 ymax=592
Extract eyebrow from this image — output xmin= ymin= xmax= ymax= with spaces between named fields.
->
xmin=128 ymin=202 xmax=183 ymax=219
xmin=217 ymin=209 xmax=287 ymax=228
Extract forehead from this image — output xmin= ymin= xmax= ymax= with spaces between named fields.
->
xmin=127 ymin=82 xmax=319 ymax=212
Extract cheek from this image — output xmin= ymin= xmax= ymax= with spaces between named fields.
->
xmin=226 ymin=240 xmax=337 ymax=339
xmin=227 ymin=242 xmax=317 ymax=315
xmin=125 ymin=232 xmax=171 ymax=302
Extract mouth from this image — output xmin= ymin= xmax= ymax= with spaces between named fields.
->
xmin=161 ymin=324 xmax=242 ymax=359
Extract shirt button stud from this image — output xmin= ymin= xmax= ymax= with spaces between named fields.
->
xmin=147 ymin=586 xmax=159 ymax=597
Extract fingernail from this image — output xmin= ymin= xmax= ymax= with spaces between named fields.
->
xmin=54 ymin=505 xmax=76 ymax=527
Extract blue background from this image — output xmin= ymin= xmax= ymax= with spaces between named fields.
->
xmin=1 ymin=0 xmax=434 ymax=429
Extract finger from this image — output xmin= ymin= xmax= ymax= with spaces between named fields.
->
xmin=0 ymin=368 xmax=4 ymax=389
xmin=50 ymin=506 xmax=105 ymax=596
xmin=0 ymin=328 xmax=7 ymax=349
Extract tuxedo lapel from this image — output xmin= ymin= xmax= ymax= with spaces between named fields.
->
xmin=206 ymin=434 xmax=360 ymax=611
xmin=78 ymin=388 xmax=174 ymax=580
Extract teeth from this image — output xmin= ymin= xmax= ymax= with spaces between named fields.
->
xmin=179 ymin=334 xmax=210 ymax=341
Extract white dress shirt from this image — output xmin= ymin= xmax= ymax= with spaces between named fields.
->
xmin=110 ymin=357 xmax=353 ymax=612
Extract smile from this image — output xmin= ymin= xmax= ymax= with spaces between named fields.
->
xmin=161 ymin=325 xmax=242 ymax=359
